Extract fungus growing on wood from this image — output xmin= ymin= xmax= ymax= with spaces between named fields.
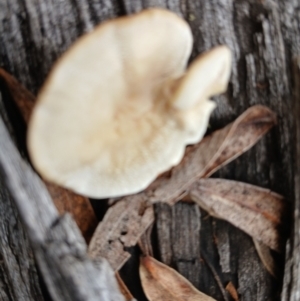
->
xmin=27 ymin=8 xmax=232 ymax=198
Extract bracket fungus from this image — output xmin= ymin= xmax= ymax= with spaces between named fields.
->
xmin=27 ymin=9 xmax=232 ymax=198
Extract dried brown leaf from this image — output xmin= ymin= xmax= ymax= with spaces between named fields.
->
xmin=0 ymin=68 xmax=34 ymax=123
xmin=225 ymin=282 xmax=239 ymax=301
xmin=88 ymin=199 xmax=154 ymax=271
xmin=116 ymin=272 xmax=136 ymax=301
xmin=138 ymin=223 xmax=154 ymax=256
xmin=0 ymin=68 xmax=98 ymax=242
xmin=189 ymin=178 xmax=284 ymax=251
xmin=46 ymin=182 xmax=98 ymax=242
xmin=99 ymin=105 xmax=277 ymax=269
xmin=112 ymin=105 xmax=276 ymax=206
xmin=253 ymin=239 xmax=278 ymax=277
xmin=140 ymin=256 xmax=216 ymax=301
xmin=201 ymin=105 xmax=276 ymax=178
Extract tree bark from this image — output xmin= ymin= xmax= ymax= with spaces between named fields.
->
xmin=0 ymin=0 xmax=299 ymax=301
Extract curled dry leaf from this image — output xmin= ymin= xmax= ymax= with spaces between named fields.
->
xmin=140 ymin=256 xmax=216 ymax=301
xmin=201 ymin=105 xmax=277 ymax=178
xmin=88 ymin=198 xmax=154 ymax=271
xmin=253 ymin=239 xmax=278 ymax=277
xmin=113 ymin=105 xmax=276 ymax=206
xmin=96 ymin=105 xmax=276 ymax=269
xmin=189 ymin=178 xmax=284 ymax=251
xmin=0 ymin=68 xmax=98 ymax=242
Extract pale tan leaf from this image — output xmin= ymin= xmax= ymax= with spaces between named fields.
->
xmin=140 ymin=256 xmax=216 ymax=301
xmin=253 ymin=239 xmax=277 ymax=277
xmin=88 ymin=199 xmax=154 ymax=271
xmin=112 ymin=105 xmax=276 ymax=206
xmin=189 ymin=178 xmax=284 ymax=251
xmin=0 ymin=68 xmax=98 ymax=242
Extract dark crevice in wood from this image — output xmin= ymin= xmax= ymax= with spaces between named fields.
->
xmin=119 ymin=246 xmax=147 ymax=301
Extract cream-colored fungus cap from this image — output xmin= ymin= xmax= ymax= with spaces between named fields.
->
xmin=27 ymin=8 xmax=232 ymax=198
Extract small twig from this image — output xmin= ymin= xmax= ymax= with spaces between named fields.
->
xmin=201 ymin=251 xmax=230 ymax=301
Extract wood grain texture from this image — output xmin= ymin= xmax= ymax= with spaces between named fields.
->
xmin=1 ymin=0 xmax=299 ymax=300
xmin=0 ymin=175 xmax=45 ymax=301
xmin=281 ymin=56 xmax=300 ymax=301
xmin=0 ymin=92 xmax=45 ymax=301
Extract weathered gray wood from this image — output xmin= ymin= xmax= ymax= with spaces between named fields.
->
xmin=281 ymin=56 xmax=300 ymax=301
xmin=0 ymin=91 xmax=45 ymax=301
xmin=1 ymin=0 xmax=300 ymax=300
xmin=0 ymin=174 xmax=45 ymax=301
xmin=0 ymin=0 xmax=122 ymax=94
xmin=0 ymin=113 xmax=125 ymax=301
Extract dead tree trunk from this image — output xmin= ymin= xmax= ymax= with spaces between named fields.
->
xmin=0 ymin=1 xmax=299 ymax=301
